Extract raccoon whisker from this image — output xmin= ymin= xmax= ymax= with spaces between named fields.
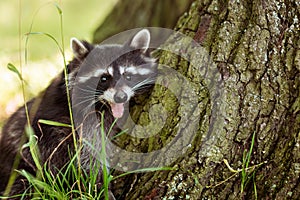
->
xmin=76 ymin=95 xmax=98 ymax=100
xmin=73 ymin=101 xmax=93 ymax=110
xmin=134 ymin=83 xmax=152 ymax=89
xmin=86 ymin=85 xmax=105 ymax=94
xmin=137 ymin=78 xmax=156 ymax=87
xmin=76 ymin=92 xmax=101 ymax=98
xmin=132 ymin=78 xmax=156 ymax=91
xmin=81 ymin=104 xmax=99 ymax=117
xmin=75 ymin=87 xmax=99 ymax=94
xmin=139 ymin=77 xmax=156 ymax=85
xmin=133 ymin=85 xmax=153 ymax=91
xmin=86 ymin=85 xmax=99 ymax=90
xmin=132 ymin=80 xmax=150 ymax=90
xmin=73 ymin=97 xmax=96 ymax=108
xmin=75 ymin=86 xmax=103 ymax=96
xmin=84 ymin=100 xmax=98 ymax=113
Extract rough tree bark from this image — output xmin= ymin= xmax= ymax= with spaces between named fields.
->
xmin=94 ymin=0 xmax=300 ymax=199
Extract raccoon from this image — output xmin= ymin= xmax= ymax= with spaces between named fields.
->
xmin=0 ymin=29 xmax=157 ymax=199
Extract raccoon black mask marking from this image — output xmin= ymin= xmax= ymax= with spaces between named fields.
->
xmin=70 ymin=29 xmax=157 ymax=119
xmin=0 ymin=29 xmax=157 ymax=199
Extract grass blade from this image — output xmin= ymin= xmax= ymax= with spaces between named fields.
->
xmin=38 ymin=119 xmax=72 ymax=128
xmin=7 ymin=63 xmax=23 ymax=81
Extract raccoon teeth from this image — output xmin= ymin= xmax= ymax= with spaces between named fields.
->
xmin=110 ymin=103 xmax=124 ymax=118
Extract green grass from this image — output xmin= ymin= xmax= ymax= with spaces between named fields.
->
xmin=1 ymin=2 xmax=172 ymax=199
xmin=241 ymin=131 xmax=256 ymax=195
xmin=1 ymin=117 xmax=172 ymax=199
xmin=206 ymin=132 xmax=266 ymax=199
xmin=2 ymin=122 xmax=111 ymax=200
xmin=1 ymin=3 xmax=112 ymax=197
xmin=1 ymin=1 xmax=114 ymax=198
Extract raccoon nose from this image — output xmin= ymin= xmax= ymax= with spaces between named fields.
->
xmin=114 ymin=91 xmax=128 ymax=103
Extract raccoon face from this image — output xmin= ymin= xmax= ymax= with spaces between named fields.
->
xmin=70 ymin=29 xmax=157 ymax=118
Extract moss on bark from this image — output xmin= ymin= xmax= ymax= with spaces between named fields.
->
xmin=94 ymin=0 xmax=300 ymax=199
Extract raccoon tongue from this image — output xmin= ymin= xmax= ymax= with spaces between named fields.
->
xmin=110 ymin=103 xmax=124 ymax=118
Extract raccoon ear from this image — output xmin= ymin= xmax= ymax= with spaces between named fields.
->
xmin=71 ymin=38 xmax=89 ymax=58
xmin=129 ymin=29 xmax=150 ymax=53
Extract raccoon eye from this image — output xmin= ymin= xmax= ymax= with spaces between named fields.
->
xmin=125 ymin=74 xmax=131 ymax=81
xmin=100 ymin=75 xmax=110 ymax=83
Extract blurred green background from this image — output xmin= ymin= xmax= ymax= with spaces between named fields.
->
xmin=0 ymin=0 xmax=117 ymax=125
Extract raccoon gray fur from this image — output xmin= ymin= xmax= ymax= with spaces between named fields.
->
xmin=0 ymin=29 xmax=157 ymax=199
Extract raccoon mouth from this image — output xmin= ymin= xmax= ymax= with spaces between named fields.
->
xmin=109 ymin=103 xmax=125 ymax=118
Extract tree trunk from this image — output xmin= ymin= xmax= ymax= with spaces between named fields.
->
xmin=94 ymin=0 xmax=300 ymax=199
xmin=93 ymin=0 xmax=193 ymax=43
